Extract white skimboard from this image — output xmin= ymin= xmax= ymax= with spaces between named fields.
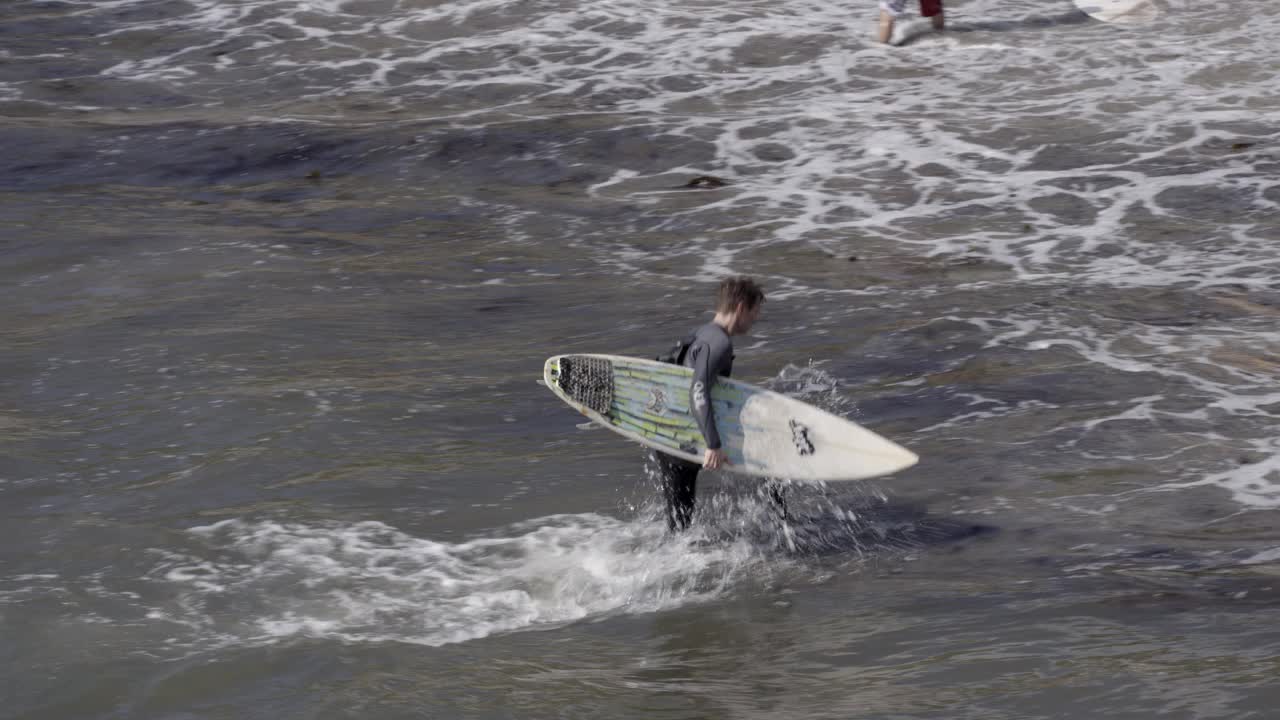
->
xmin=1073 ymin=0 xmax=1160 ymax=24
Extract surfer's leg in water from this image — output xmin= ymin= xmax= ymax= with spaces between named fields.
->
xmin=921 ymin=0 xmax=945 ymax=32
xmin=654 ymin=451 xmax=700 ymax=531
xmin=876 ymin=6 xmax=897 ymax=43
xmin=876 ymin=0 xmax=944 ymax=43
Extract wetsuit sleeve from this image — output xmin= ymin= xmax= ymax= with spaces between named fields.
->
xmin=688 ymin=341 xmax=723 ymax=450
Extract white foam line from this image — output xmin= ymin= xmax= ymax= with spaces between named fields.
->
xmin=142 ymin=515 xmax=763 ymax=649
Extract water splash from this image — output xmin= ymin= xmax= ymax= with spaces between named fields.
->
xmin=146 ymin=514 xmax=762 ymax=649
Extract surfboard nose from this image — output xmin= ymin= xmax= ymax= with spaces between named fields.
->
xmin=894 ymin=446 xmax=921 ymax=472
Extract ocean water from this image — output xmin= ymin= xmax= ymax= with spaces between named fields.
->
xmin=5 ymin=0 xmax=1280 ymax=717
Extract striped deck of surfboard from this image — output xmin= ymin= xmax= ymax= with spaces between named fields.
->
xmin=543 ymin=354 xmax=918 ymax=482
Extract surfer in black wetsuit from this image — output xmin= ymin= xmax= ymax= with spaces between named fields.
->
xmin=654 ymin=276 xmax=766 ymax=531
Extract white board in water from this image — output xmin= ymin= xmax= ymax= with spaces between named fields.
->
xmin=1073 ymin=0 xmax=1160 ymax=24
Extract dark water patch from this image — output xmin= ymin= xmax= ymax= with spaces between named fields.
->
xmin=0 ymin=120 xmax=711 ymax=231
xmin=1 ymin=1 xmax=79 ymax=19
xmin=1119 ymin=139 xmax=1277 ymax=180
xmin=0 ymin=10 xmax=100 ymax=47
xmin=913 ymin=162 xmax=956 ymax=178
xmin=1115 ymin=202 xmax=1256 ymax=259
xmin=682 ymin=174 xmax=731 ymax=188
xmin=0 ymin=124 xmax=290 ymax=189
xmin=655 ymin=74 xmax=709 ymax=95
xmin=895 ymin=203 xmax=1031 ymax=240
xmin=1090 ymin=583 xmax=1280 ymax=614
xmin=1038 ymin=174 xmax=1133 ymax=193
xmin=898 ymin=254 xmax=1016 ymax=284
xmin=243 ymin=185 xmax=325 ymax=205
xmin=427 ymin=120 xmax=716 ymax=185
xmin=0 ymin=55 xmax=117 ymax=84
xmin=258 ymin=234 xmax=377 ymax=256
xmin=842 ymin=384 xmax=958 ymax=432
xmin=0 ymin=122 xmax=408 ymax=192
xmin=183 ymin=187 xmax=494 ymax=231
xmin=0 ymin=100 xmax=87 ymax=119
xmin=388 ymin=44 xmax=528 ymax=77
xmin=731 ymin=33 xmax=833 ymax=68
xmin=229 ymin=206 xmax=442 ymax=234
xmin=787 ymin=495 xmax=998 ymax=557
xmin=0 ymin=125 xmax=105 ymax=189
xmin=92 ymin=0 xmax=204 ymax=27
xmin=934 ymin=352 xmax=1166 ymax=407
xmin=1154 ymin=184 xmax=1267 ymax=224
xmin=26 ymin=76 xmax=197 ymax=110
xmin=834 ymin=317 xmax=993 ymax=383
xmin=1028 ymin=544 xmax=1280 ymax=609
xmin=1028 ymin=191 xmax=1099 ymax=225
xmin=6 ymin=228 xmax=171 ymax=280
xmin=1073 ymin=286 xmax=1255 ymax=327
xmin=80 ymin=294 xmax=264 ymax=338
xmin=1025 ymin=134 xmax=1145 ymax=172
xmin=1263 ymin=183 xmax=1280 ymax=206
xmin=194 ymin=134 xmax=371 ymax=185
xmin=944 ymin=9 xmax=1091 ymax=34
xmin=389 ymin=80 xmax=555 ymax=110
xmin=1195 ymin=135 xmax=1270 ymax=157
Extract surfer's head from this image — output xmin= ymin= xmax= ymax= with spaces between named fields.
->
xmin=715 ymin=276 xmax=765 ymax=335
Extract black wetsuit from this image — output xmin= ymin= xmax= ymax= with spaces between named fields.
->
xmin=656 ymin=322 xmax=734 ymax=531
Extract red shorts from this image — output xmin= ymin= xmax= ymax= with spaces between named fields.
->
xmin=881 ymin=0 xmax=943 ymax=17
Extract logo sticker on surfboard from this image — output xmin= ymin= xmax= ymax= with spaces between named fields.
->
xmin=646 ymin=388 xmax=668 ymax=415
xmin=790 ymin=419 xmax=815 ymax=456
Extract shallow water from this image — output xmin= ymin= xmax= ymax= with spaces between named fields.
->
xmin=5 ymin=0 xmax=1280 ymax=717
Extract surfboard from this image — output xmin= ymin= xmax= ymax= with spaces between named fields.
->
xmin=543 ymin=354 xmax=918 ymax=482
xmin=1073 ymin=0 xmax=1159 ymax=24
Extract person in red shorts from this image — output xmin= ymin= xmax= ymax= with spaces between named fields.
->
xmin=877 ymin=0 xmax=945 ymax=43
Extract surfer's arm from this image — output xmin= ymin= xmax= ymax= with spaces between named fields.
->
xmin=688 ymin=342 xmax=722 ymax=450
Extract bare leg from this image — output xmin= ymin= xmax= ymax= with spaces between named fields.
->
xmin=877 ymin=10 xmax=895 ymax=44
xmin=931 ymin=11 xmax=945 ymax=32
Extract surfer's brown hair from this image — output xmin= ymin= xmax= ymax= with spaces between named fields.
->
xmin=716 ymin=276 xmax=765 ymax=313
